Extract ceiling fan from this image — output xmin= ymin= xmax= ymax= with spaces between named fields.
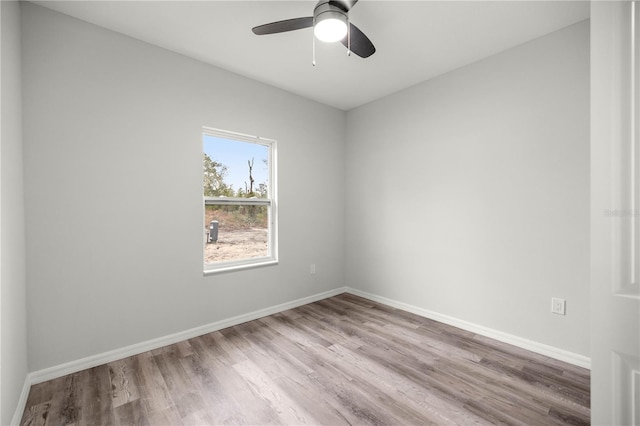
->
xmin=251 ymin=0 xmax=376 ymax=59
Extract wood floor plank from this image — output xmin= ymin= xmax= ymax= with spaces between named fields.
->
xmin=194 ymin=333 xmax=280 ymax=425
xmin=233 ymin=359 xmax=316 ymax=425
xmin=326 ymin=342 xmax=472 ymax=425
xmin=20 ymin=402 xmax=50 ymax=426
xmin=153 ymin=347 xmax=208 ymax=422
xmin=133 ymin=352 xmax=181 ymax=426
xmin=76 ymin=365 xmax=115 ymax=426
xmin=178 ymin=344 xmax=241 ymax=425
xmin=20 ymin=293 xmax=590 ymax=425
xmin=109 ymin=358 xmax=140 ymax=409
xmin=113 ymin=399 xmax=147 ymax=426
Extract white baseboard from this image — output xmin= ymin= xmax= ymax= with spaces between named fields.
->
xmin=29 ymin=287 xmax=348 ymax=385
xmin=10 ymin=376 xmax=31 ymax=426
xmin=345 ymin=287 xmax=591 ymax=370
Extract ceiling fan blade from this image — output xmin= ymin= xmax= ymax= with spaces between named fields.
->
xmin=252 ymin=17 xmax=313 ymax=35
xmin=329 ymin=0 xmax=358 ymax=13
xmin=341 ymin=23 xmax=375 ymax=58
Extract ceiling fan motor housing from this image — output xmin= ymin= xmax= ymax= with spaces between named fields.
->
xmin=314 ymin=2 xmax=348 ymax=27
xmin=313 ymin=1 xmax=348 ymax=42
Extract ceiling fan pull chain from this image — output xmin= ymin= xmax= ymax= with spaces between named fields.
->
xmin=312 ymin=17 xmax=317 ymax=66
xmin=312 ymin=31 xmax=317 ymax=66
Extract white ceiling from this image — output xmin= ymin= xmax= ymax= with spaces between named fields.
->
xmin=32 ymin=0 xmax=590 ymax=110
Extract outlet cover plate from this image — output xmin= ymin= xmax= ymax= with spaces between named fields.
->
xmin=551 ymin=297 xmax=566 ymax=315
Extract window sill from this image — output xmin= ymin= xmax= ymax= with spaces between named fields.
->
xmin=203 ymin=258 xmax=278 ymax=276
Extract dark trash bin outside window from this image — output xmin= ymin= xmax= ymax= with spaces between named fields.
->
xmin=208 ymin=220 xmax=219 ymax=243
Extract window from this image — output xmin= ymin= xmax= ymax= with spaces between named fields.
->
xmin=203 ymin=127 xmax=277 ymax=273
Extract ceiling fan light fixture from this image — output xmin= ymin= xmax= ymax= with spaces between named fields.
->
xmin=314 ymin=10 xmax=348 ymax=42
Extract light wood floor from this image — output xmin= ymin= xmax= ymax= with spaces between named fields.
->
xmin=21 ymin=293 xmax=590 ymax=425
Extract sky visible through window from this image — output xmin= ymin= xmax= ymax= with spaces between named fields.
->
xmin=203 ymin=135 xmax=269 ymax=194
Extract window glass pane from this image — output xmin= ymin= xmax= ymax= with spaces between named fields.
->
xmin=203 ymin=135 xmax=269 ymax=198
xmin=205 ymin=204 xmax=269 ymax=263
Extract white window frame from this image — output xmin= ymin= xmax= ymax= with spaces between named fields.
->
xmin=202 ymin=126 xmax=278 ymax=274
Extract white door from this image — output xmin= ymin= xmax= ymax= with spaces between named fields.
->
xmin=591 ymin=2 xmax=640 ymax=425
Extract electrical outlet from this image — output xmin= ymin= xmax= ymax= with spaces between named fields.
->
xmin=310 ymin=264 xmax=316 ymax=275
xmin=551 ymin=297 xmax=566 ymax=315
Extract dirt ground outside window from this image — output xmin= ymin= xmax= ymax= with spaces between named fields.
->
xmin=204 ymin=227 xmax=268 ymax=263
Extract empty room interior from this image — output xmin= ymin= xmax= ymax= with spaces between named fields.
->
xmin=1 ymin=0 xmax=639 ymax=425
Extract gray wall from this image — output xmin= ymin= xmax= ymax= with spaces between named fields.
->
xmin=21 ymin=3 xmax=346 ymax=371
xmin=1 ymin=1 xmax=29 ymax=424
xmin=345 ymin=21 xmax=590 ymax=356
